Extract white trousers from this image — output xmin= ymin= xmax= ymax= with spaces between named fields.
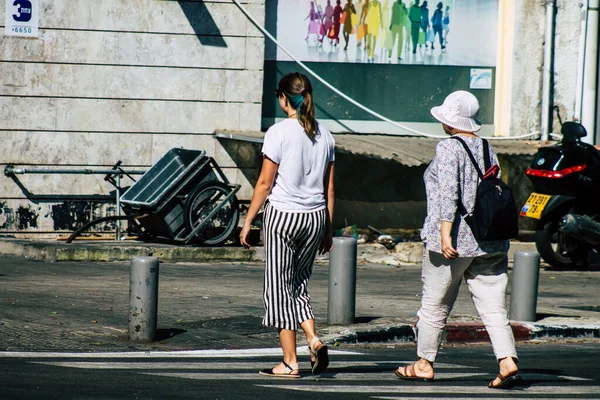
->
xmin=416 ymin=250 xmax=518 ymax=362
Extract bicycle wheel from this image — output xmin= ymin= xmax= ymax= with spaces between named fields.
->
xmin=184 ymin=181 xmax=239 ymax=245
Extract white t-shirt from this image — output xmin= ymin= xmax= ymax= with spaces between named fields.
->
xmin=261 ymin=119 xmax=335 ymax=212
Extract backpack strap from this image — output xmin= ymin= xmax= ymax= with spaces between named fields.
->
xmin=448 ymin=136 xmax=484 ymax=179
xmin=482 ymin=138 xmax=492 ymax=171
xmin=448 ymin=136 xmax=490 ymax=218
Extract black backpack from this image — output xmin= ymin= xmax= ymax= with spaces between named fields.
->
xmin=450 ymin=136 xmax=519 ymax=241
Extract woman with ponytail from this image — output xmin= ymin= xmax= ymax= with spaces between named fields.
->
xmin=240 ymin=72 xmax=335 ymax=378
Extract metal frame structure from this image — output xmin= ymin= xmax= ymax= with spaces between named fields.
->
xmin=4 ymin=149 xmax=240 ymax=245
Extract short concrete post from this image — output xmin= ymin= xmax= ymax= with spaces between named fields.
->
xmin=509 ymin=251 xmax=541 ymax=322
xmin=129 ymin=256 xmax=159 ymax=341
xmin=327 ymin=237 xmax=357 ymax=325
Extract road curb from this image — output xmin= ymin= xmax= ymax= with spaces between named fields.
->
xmin=528 ymin=323 xmax=600 ymax=340
xmin=323 ymin=322 xmax=600 ymax=345
xmin=0 ymin=239 xmax=257 ymax=262
xmin=0 ymin=238 xmax=540 ymax=264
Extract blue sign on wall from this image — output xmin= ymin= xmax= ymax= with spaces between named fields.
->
xmin=5 ymin=0 xmax=39 ymax=37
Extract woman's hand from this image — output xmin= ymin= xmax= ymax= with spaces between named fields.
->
xmin=441 ymin=234 xmax=458 ymax=259
xmin=240 ymin=156 xmax=278 ymax=250
xmin=319 ymin=231 xmax=333 ymax=255
xmin=440 ymin=221 xmax=458 ymax=259
xmin=239 ymin=223 xmax=252 ymax=249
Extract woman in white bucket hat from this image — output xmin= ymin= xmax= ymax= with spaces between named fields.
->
xmin=395 ymin=91 xmax=520 ymax=389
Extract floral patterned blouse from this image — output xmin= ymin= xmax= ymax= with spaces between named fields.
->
xmin=421 ymin=135 xmax=509 ymax=257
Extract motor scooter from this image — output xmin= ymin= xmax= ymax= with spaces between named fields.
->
xmin=521 ymin=121 xmax=600 ymax=268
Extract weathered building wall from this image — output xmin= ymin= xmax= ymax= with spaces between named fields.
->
xmin=511 ymin=0 xmax=583 ymax=135
xmin=0 ymin=0 xmax=264 ymax=236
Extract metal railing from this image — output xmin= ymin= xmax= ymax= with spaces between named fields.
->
xmin=4 ymin=162 xmax=146 ymax=240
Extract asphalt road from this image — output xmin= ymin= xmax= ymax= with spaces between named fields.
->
xmin=1 ymin=342 xmax=599 ymax=399
xmin=2 ymin=256 xmax=599 ymax=353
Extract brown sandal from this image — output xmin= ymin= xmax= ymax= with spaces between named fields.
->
xmin=395 ymin=364 xmax=434 ymax=382
xmin=308 ymin=336 xmax=329 ymax=375
xmin=488 ymin=371 xmax=520 ymax=389
xmin=259 ymin=361 xmax=300 ymax=378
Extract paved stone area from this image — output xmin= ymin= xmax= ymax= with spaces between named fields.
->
xmin=1 ymin=253 xmax=598 ymax=352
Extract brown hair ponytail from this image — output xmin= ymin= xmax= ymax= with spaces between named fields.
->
xmin=277 ymin=72 xmax=318 ymax=139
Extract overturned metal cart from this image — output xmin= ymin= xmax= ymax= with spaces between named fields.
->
xmin=67 ymin=148 xmax=240 ymax=245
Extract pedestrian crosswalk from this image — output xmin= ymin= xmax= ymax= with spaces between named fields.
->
xmin=2 ymin=348 xmax=598 ymax=399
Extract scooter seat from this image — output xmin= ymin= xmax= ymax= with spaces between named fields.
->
xmin=561 ymin=121 xmax=587 ymax=142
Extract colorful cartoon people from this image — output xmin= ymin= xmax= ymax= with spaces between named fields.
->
xmin=389 ymin=0 xmax=407 ymax=59
xmin=342 ymin=0 xmax=357 ymax=50
xmin=420 ymin=0 xmax=429 ymax=48
xmin=317 ymin=3 xmax=326 ymax=42
xmin=329 ymin=0 xmax=344 ymax=46
xmin=366 ymin=0 xmax=383 ymax=59
xmin=380 ymin=0 xmax=391 ymax=58
xmin=430 ymin=2 xmax=444 ymax=49
xmin=356 ymin=0 xmax=369 ymax=49
xmin=442 ymin=5 xmax=450 ymax=42
xmin=305 ymin=2 xmax=321 ymax=41
xmin=408 ymin=0 xmax=422 ymax=53
xmin=323 ymin=1 xmax=335 ymax=42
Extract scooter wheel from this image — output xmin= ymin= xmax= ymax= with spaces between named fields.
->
xmin=535 ymin=218 xmax=590 ymax=269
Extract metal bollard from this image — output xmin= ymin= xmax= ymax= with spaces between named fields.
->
xmin=129 ymin=256 xmax=159 ymax=341
xmin=509 ymin=251 xmax=541 ymax=322
xmin=327 ymin=237 xmax=357 ymax=325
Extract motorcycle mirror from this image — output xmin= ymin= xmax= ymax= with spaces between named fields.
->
xmin=553 ymin=105 xmax=563 ymax=126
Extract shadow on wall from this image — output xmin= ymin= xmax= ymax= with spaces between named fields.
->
xmin=218 ymin=140 xmax=539 ymax=232
xmin=0 ymin=172 xmax=122 ymax=232
xmin=178 ymin=1 xmax=227 ymax=47
xmin=218 ymin=139 xmax=429 ymax=230
xmin=334 ymin=152 xmax=428 ymax=229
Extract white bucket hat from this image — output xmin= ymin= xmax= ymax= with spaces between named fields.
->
xmin=430 ymin=90 xmax=482 ymax=132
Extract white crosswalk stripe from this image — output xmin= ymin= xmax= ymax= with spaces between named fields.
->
xmin=0 ymin=347 xmax=360 ymax=358
xmin=258 ymin=384 xmax=600 ymax=396
xmin=4 ymin=348 xmax=596 ymax=399
xmin=374 ymin=398 xmax=600 ymax=400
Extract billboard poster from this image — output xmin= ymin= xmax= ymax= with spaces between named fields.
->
xmin=272 ymin=0 xmax=498 ymax=66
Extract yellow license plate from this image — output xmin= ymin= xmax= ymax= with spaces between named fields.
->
xmin=520 ymin=193 xmax=552 ymax=220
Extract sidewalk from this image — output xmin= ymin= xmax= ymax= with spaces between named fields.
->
xmin=0 ymin=237 xmax=539 ymax=264
xmin=0 ymin=238 xmax=599 ymax=353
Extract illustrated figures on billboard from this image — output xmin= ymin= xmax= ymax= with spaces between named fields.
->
xmin=342 ymin=1 xmax=357 ymax=50
xmin=274 ymin=0 xmax=496 ymax=67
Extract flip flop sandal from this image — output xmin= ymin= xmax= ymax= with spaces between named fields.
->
xmin=488 ymin=371 xmax=520 ymax=389
xmin=309 ymin=336 xmax=329 ymax=375
xmin=395 ymin=365 xmax=434 ymax=382
xmin=259 ymin=361 xmax=300 ymax=378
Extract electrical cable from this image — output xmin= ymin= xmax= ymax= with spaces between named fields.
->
xmin=232 ymin=0 xmax=542 ymax=141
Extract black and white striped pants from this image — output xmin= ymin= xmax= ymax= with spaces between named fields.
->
xmin=262 ymin=202 xmax=327 ymax=330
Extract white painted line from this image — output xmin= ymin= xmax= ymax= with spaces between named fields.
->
xmin=373 ymin=398 xmax=503 ymax=400
xmin=143 ymin=372 xmax=292 ymax=380
xmin=373 ymin=398 xmax=600 ymax=400
xmin=26 ymin=361 xmax=594 ymax=385
xmin=556 ymin=375 xmax=594 ymax=382
xmin=29 ymin=360 xmax=475 ymax=370
xmin=0 ymin=347 xmax=361 ymax=358
xmin=139 ymin=371 xmax=490 ymax=381
xmin=31 ymin=361 xmax=275 ymax=370
xmin=525 ymin=373 xmax=594 ymax=382
xmin=257 ymin=384 xmax=600 ymax=395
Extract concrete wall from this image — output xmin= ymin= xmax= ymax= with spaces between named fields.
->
xmin=0 ymin=0 xmax=264 ymax=235
xmin=510 ymin=0 xmax=583 ymax=135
